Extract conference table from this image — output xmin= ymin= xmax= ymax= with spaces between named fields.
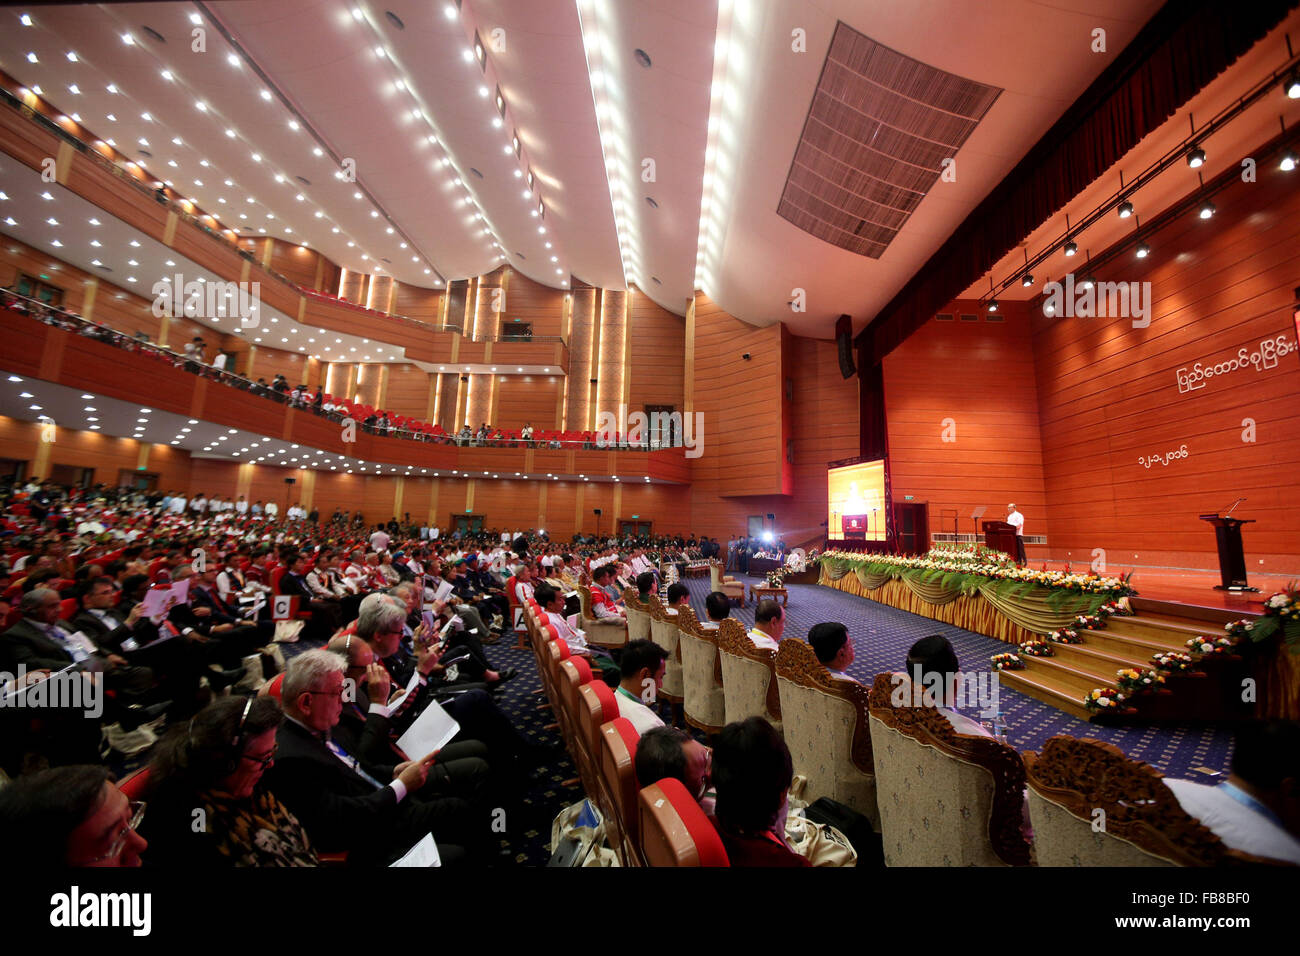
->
xmin=747 ymin=557 xmax=783 ymax=577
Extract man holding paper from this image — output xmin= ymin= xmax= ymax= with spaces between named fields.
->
xmin=264 ymin=649 xmax=481 ymax=866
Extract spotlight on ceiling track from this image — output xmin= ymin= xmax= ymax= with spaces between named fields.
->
xmin=1198 ymin=200 xmax=1216 ymax=220
xmin=1117 ymin=200 xmax=1134 ymax=219
xmin=1079 ymin=274 xmax=1096 ymax=290
xmin=1285 ymin=72 xmax=1300 ymax=99
xmin=1135 ymin=242 xmax=1150 ymax=259
xmin=986 ymin=299 xmax=999 ymax=313
xmin=1186 ymin=146 xmax=1206 ymax=168
xmin=1063 ymin=240 xmax=1077 ymax=257
xmin=1281 ymin=150 xmax=1297 ymax=172
xmin=1021 ymin=274 xmax=1034 ymax=288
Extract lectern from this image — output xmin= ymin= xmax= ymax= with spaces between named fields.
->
xmin=842 ymin=514 xmax=868 ymax=540
xmin=1199 ymin=514 xmax=1259 ymax=591
xmin=982 ymin=520 xmax=1017 ymax=557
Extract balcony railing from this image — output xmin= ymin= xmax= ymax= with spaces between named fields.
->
xmin=1 ymin=89 xmax=566 ymax=348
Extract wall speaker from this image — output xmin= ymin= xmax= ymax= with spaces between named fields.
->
xmin=284 ymin=477 xmax=297 ymax=484
xmin=835 ymin=313 xmax=856 ymax=379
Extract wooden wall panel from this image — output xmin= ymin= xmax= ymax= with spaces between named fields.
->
xmin=884 ymin=301 xmax=1049 ymax=554
xmin=628 ymin=286 xmax=686 ymax=414
xmin=493 ymin=374 xmax=561 ymax=430
xmin=392 ymin=281 xmax=442 ymax=325
xmin=1032 ymin=167 xmax=1300 ymax=572
xmin=504 ymin=268 xmax=565 ymax=339
xmin=382 ymin=364 xmax=431 ymax=420
xmin=691 ymin=294 xmax=784 ymax=497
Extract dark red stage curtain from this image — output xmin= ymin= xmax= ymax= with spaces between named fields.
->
xmin=857 ymin=0 xmax=1299 ymax=368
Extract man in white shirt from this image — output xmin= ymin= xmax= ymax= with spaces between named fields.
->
xmin=903 ymin=635 xmax=994 ymax=738
xmin=1163 ymin=722 xmax=1300 ymax=864
xmin=190 ymin=494 xmax=208 ymax=515
xmin=536 ymin=583 xmax=620 ymax=683
xmin=370 ymin=527 xmax=391 ymax=553
xmin=265 ymin=501 xmax=279 ymax=518
xmin=613 ymin=639 xmax=668 ymax=736
xmin=169 ymin=494 xmax=188 ymax=515
xmin=747 ymin=599 xmax=785 ymax=651
xmin=808 ymin=621 xmax=857 ymax=682
xmin=235 ymin=496 xmax=248 ymax=514
xmin=1006 ymin=503 xmax=1025 ymax=565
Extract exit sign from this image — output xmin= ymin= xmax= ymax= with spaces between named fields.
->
xmin=903 ymin=495 xmax=914 ymax=501
xmin=631 ymin=514 xmax=639 ymax=519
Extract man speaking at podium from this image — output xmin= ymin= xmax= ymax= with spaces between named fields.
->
xmin=1006 ymin=503 xmax=1025 ymax=565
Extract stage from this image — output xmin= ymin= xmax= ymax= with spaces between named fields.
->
xmin=817 ymin=556 xmax=1298 ymax=722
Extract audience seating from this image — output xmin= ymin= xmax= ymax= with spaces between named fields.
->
xmin=623 ymin=590 xmax=652 ymax=643
xmin=637 ymin=778 xmax=730 ymax=867
xmin=675 ymin=607 xmax=727 ymax=734
xmin=1023 ymin=735 xmax=1274 ymax=866
xmin=578 ymin=584 xmax=628 ymax=649
xmin=708 ymin=560 xmax=745 ymax=606
xmin=646 ymin=595 xmax=684 ymax=705
xmin=717 ymin=621 xmax=782 ymax=732
xmin=866 ymin=673 xmax=1030 ymax=866
xmin=597 ymin=717 xmax=643 ymax=866
xmin=774 ymin=639 xmax=879 ymax=829
xmin=574 ymin=681 xmax=618 ymax=810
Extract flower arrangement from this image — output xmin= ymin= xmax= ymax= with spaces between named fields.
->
xmin=1245 ymin=585 xmax=1300 ymax=653
xmin=1151 ymin=651 xmax=1194 ymax=673
xmin=1224 ymin=619 xmax=1254 ymax=639
xmin=816 ymin=549 xmax=1136 ymax=597
xmin=990 ymin=652 xmax=1024 ymax=671
xmin=1098 ymin=598 xmax=1134 ymax=617
xmin=1073 ymin=613 xmax=1104 ymax=631
xmin=1018 ymin=640 xmax=1055 ymax=657
xmin=926 ymin=543 xmax=1013 ymax=566
xmin=764 ymin=569 xmax=787 ymax=588
xmin=1048 ymin=628 xmax=1083 ymax=644
xmin=1186 ymin=635 xmax=1239 ymax=656
xmin=1084 ymin=688 xmax=1126 ymax=712
xmin=1116 ymin=668 xmax=1166 ymax=695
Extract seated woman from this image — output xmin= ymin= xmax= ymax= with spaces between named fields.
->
xmin=139 ymin=696 xmax=318 ymax=867
xmin=709 ymin=716 xmax=809 ymax=867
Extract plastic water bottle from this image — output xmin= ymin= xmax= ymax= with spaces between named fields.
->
xmin=991 ymin=713 xmax=1008 ymax=744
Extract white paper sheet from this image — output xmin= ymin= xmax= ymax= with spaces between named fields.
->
xmin=394 ymin=698 xmax=461 ymax=762
xmin=389 ymin=832 xmax=441 ymax=867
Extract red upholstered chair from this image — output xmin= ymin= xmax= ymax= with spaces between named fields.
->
xmin=260 ymin=672 xmax=284 ymax=700
xmin=269 ymin=566 xmax=310 ymax=621
xmin=504 ymin=575 xmax=525 ymax=644
xmin=598 ymin=717 xmax=644 ymax=866
xmin=118 ymin=766 xmax=152 ymax=802
xmin=556 ymin=656 xmax=594 ymax=748
xmin=2 ymin=607 xmax=20 ymax=631
xmin=637 ymin=778 xmax=730 ymax=867
xmin=58 ymin=598 xmax=78 ymax=621
xmin=574 ymin=681 xmax=617 ymax=802
xmin=147 ymin=558 xmax=168 ymax=582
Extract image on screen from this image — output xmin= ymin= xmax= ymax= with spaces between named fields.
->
xmin=827 ymin=459 xmax=886 ymax=540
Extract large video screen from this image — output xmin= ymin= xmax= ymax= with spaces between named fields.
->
xmin=827 ymin=458 xmax=886 ymax=540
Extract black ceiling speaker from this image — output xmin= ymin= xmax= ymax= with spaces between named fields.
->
xmin=593 ymin=508 xmax=602 ymax=516
xmin=835 ymin=314 xmax=856 ymax=379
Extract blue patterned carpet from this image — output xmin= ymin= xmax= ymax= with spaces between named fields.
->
xmin=681 ymin=575 xmax=1234 ymax=782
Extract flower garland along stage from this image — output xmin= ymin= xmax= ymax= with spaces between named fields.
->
xmin=816 ymin=547 xmax=1137 ymax=646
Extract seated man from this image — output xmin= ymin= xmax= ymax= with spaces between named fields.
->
xmin=613 ymin=639 xmax=668 ymax=735
xmin=589 ymin=565 xmax=626 ymax=622
xmin=747 ymin=599 xmax=785 ymax=651
xmin=536 ymin=583 xmax=620 ymax=684
xmin=261 ymin=649 xmax=479 ymax=865
xmin=634 ymin=726 xmax=713 ymax=812
xmin=710 ymin=716 xmax=808 ymax=867
xmin=808 ymin=621 xmax=856 ymax=682
xmin=1164 ymin=720 xmax=1300 ymax=864
xmin=664 ymin=582 xmax=691 ymax=611
xmin=701 ymin=590 xmax=731 ymax=630
xmin=635 ymin=571 xmax=656 ymax=602
xmin=902 ymin=635 xmax=992 ymax=737
xmin=0 ymin=764 xmax=147 ymax=867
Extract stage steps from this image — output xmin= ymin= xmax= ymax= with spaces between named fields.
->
xmin=998 ymin=600 xmax=1257 ymax=723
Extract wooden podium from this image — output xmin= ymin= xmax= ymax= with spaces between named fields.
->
xmin=1199 ymin=514 xmax=1259 ymax=591
xmin=982 ymin=520 xmax=1017 ymax=557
